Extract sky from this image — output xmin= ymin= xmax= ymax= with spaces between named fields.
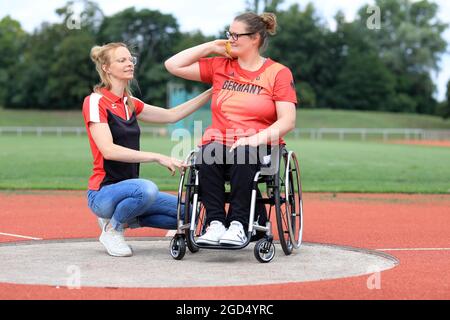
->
xmin=2 ymin=0 xmax=450 ymax=101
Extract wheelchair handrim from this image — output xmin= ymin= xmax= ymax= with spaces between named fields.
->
xmin=284 ymin=151 xmax=303 ymax=249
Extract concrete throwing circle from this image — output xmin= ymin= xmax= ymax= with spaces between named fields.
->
xmin=0 ymin=239 xmax=397 ymax=288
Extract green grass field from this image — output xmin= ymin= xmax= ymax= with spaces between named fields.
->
xmin=1 ymin=136 xmax=449 ymax=193
xmin=1 ymin=107 xmax=450 ymax=129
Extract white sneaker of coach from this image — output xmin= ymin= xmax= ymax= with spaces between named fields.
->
xmin=97 ymin=217 xmax=110 ymax=231
xmin=219 ymin=221 xmax=247 ymax=246
xmin=99 ymin=222 xmax=132 ymax=257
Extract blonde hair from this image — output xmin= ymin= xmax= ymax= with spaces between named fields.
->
xmin=260 ymin=12 xmax=277 ymax=35
xmin=90 ymin=42 xmax=135 ymax=113
xmin=234 ymin=12 xmax=278 ymax=51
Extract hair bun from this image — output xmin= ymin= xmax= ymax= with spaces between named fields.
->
xmin=260 ymin=12 xmax=277 ymax=35
xmin=90 ymin=46 xmax=102 ymax=63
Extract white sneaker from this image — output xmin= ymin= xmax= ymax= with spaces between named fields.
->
xmin=97 ymin=218 xmax=110 ymax=231
xmin=196 ymin=220 xmax=226 ymax=245
xmin=99 ymin=223 xmax=133 ymax=257
xmin=219 ymin=221 xmax=247 ymax=246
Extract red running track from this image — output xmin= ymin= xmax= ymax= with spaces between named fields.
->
xmin=0 ymin=191 xmax=449 ymax=300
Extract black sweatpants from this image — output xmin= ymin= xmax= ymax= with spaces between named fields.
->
xmin=197 ymin=142 xmax=269 ymax=230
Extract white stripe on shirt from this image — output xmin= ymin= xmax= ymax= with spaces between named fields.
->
xmin=89 ymin=93 xmax=102 ymax=123
xmin=124 ymin=96 xmax=129 ymax=120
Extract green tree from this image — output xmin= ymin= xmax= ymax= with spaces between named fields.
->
xmin=8 ymin=23 xmax=66 ymax=108
xmin=266 ymin=3 xmax=329 ymax=108
xmin=357 ymin=0 xmax=447 ymax=73
xmin=97 ymin=7 xmax=182 ymax=105
xmin=355 ymin=0 xmax=448 ymax=114
xmin=0 ymin=16 xmax=27 ymax=107
xmin=46 ymin=30 xmax=97 ymax=109
xmin=437 ymin=79 xmax=450 ymax=119
xmin=45 ymin=1 xmax=102 ymax=109
xmin=447 ymin=80 xmax=450 ymax=119
xmin=332 ymin=50 xmax=396 ymax=111
xmin=296 ymin=82 xmax=316 ymax=108
xmin=4 ymin=2 xmax=213 ymax=110
xmin=324 ymin=11 xmax=400 ymax=111
xmin=7 ymin=1 xmax=101 ymax=109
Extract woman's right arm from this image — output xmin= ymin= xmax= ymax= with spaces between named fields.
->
xmin=88 ymin=123 xmax=183 ymax=175
xmin=164 ymin=40 xmax=229 ymax=81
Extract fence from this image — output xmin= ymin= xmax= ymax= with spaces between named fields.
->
xmin=0 ymin=126 xmax=168 ymax=138
xmin=1 ymin=127 xmax=450 ymax=141
xmin=286 ymin=128 xmax=450 ymax=141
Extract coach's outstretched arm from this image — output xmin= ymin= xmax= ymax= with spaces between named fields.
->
xmin=136 ymin=88 xmax=212 ymax=124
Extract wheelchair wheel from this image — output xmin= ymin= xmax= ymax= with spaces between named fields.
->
xmin=254 ymin=239 xmax=275 ymax=263
xmin=183 ymin=166 xmax=207 ymax=253
xmin=275 ymin=149 xmax=304 ymax=255
xmin=186 ymin=201 xmax=207 ymax=253
xmin=284 ymin=151 xmax=304 ymax=249
xmin=170 ymin=235 xmax=186 ymax=260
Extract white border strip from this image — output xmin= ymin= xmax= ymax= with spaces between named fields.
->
xmin=377 ymin=248 xmax=450 ymax=252
xmin=0 ymin=232 xmax=43 ymax=241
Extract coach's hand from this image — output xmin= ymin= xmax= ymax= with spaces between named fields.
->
xmin=158 ymin=155 xmax=188 ymax=176
xmin=229 ymin=135 xmax=260 ymax=153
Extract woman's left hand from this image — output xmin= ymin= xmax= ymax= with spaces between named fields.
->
xmin=229 ymin=135 xmax=260 ymax=152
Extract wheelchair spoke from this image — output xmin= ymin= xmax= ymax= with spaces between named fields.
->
xmin=275 ymin=149 xmax=304 ymax=254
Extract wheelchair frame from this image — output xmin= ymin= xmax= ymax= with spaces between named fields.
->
xmin=169 ymin=145 xmax=303 ymax=263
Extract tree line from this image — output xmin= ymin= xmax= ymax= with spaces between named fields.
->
xmin=0 ymin=0 xmax=449 ymax=118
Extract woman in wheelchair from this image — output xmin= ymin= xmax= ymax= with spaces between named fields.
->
xmin=165 ymin=12 xmax=297 ymax=248
xmin=194 ymin=142 xmax=274 ymax=246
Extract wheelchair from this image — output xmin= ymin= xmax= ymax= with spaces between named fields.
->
xmin=169 ymin=144 xmax=304 ymax=263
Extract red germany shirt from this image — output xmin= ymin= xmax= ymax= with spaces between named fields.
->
xmin=199 ymin=57 xmax=297 ymax=146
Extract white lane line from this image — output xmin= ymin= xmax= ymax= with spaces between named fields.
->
xmin=0 ymin=232 xmax=43 ymax=241
xmin=165 ymin=230 xmax=176 ymax=237
xmin=376 ymin=248 xmax=450 ymax=252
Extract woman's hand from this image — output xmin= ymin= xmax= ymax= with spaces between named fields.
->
xmin=210 ymin=39 xmax=233 ymax=59
xmin=157 ymin=155 xmax=188 ymax=176
xmin=229 ymin=135 xmax=260 ymax=153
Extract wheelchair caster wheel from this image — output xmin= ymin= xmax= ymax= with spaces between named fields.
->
xmin=170 ymin=235 xmax=186 ymax=260
xmin=254 ymin=239 xmax=275 ymax=263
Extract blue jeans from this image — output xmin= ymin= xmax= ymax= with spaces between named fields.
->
xmin=87 ymin=179 xmax=182 ymax=231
